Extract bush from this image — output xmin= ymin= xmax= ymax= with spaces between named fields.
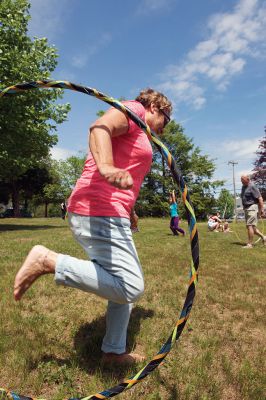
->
xmin=48 ymin=204 xmax=61 ymax=217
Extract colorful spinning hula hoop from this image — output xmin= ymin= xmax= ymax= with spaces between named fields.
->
xmin=232 ymin=217 xmax=264 ymax=244
xmin=0 ymin=80 xmax=199 ymax=400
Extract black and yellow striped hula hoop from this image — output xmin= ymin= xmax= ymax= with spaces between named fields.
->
xmin=0 ymin=80 xmax=199 ymax=400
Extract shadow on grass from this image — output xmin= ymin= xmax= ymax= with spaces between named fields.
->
xmin=0 ymin=224 xmax=66 ymax=232
xmin=161 ymin=379 xmax=181 ymax=400
xmin=34 ymin=306 xmax=154 ymax=381
xmin=231 ymin=241 xmax=245 ymax=246
xmin=73 ymin=305 xmax=154 ymax=374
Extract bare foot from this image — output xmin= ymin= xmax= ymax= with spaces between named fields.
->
xmin=242 ymin=243 xmax=253 ymax=249
xmin=14 ymin=245 xmax=54 ymax=301
xmin=101 ymin=352 xmax=145 ymax=366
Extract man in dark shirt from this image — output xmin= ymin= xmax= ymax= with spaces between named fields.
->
xmin=240 ymin=175 xmax=266 ymax=248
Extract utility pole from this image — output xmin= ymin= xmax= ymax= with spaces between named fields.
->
xmin=228 ymin=160 xmax=238 ymax=219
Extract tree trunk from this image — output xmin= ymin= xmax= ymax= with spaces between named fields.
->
xmin=12 ymin=182 xmax=20 ymax=217
xmin=45 ymin=201 xmax=48 ymax=218
xmin=24 ymin=198 xmax=28 ymax=210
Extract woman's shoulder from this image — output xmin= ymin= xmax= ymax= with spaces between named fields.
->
xmin=122 ymin=101 xmax=146 ymax=135
xmin=123 ymin=100 xmax=145 ymax=117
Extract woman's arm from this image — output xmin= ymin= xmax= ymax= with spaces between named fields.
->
xmin=89 ymin=108 xmax=133 ymax=190
xmin=172 ymin=190 xmax=176 ymax=203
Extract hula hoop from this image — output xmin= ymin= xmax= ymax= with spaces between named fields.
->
xmin=232 ymin=218 xmax=264 ymax=245
xmin=0 ymin=80 xmax=199 ymax=400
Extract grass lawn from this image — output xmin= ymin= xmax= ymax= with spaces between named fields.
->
xmin=0 ymin=217 xmax=265 ymax=400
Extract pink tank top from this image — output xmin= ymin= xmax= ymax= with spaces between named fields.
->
xmin=67 ymin=101 xmax=153 ymax=218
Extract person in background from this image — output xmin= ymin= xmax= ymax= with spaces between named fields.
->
xmin=223 ymin=221 xmax=232 ymax=233
xmin=240 ymin=175 xmax=266 ymax=248
xmin=207 ymin=212 xmax=222 ymax=232
xmin=169 ymin=190 xmax=185 ymax=236
xmin=60 ymin=201 xmax=67 ymax=220
xmin=14 ymin=88 xmax=172 ymax=366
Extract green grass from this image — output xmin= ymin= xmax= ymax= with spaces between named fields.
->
xmin=0 ymin=217 xmax=265 ymax=400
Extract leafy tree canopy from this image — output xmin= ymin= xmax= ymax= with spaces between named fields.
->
xmin=136 ymin=121 xmax=223 ymax=219
xmin=216 ymin=189 xmax=234 ymax=218
xmin=55 ymin=154 xmax=87 ymax=198
xmin=0 ymin=0 xmax=71 ymax=214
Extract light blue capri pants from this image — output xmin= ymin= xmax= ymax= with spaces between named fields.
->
xmin=55 ymin=213 xmax=144 ymax=354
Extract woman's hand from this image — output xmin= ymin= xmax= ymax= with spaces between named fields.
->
xmin=99 ymin=164 xmax=133 ymax=189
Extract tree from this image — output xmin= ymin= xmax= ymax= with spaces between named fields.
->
xmin=0 ymin=0 xmax=70 ymax=216
xmin=0 ymin=181 xmax=10 ymax=205
xmin=253 ymin=127 xmax=266 ymax=199
xmin=11 ymin=164 xmax=52 ymax=212
xmin=216 ymin=189 xmax=234 ymax=218
xmin=135 ymin=162 xmax=169 ymax=217
xmin=136 ymin=121 xmax=223 ymax=219
xmin=31 ymin=155 xmax=86 ymax=217
xmin=30 ymin=158 xmax=63 ymax=217
xmin=56 ymin=154 xmax=87 ymax=198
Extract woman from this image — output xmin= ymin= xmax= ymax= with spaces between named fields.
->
xmin=169 ymin=190 xmax=185 ymax=236
xmin=14 ymin=88 xmax=172 ymax=365
xmin=207 ymin=212 xmax=222 ymax=232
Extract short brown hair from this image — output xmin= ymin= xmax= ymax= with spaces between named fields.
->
xmin=135 ymin=88 xmax=172 ymax=115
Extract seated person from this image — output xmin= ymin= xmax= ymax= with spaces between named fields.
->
xmin=223 ymin=221 xmax=232 ymax=233
xmin=208 ymin=212 xmax=222 ymax=232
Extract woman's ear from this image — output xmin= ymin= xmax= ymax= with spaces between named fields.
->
xmin=150 ymin=102 xmax=157 ymax=114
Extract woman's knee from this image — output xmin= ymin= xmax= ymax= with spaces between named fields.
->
xmin=133 ymin=278 xmax=145 ymax=301
xmin=122 ymin=277 xmax=145 ymax=304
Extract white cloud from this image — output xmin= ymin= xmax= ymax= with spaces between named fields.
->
xmin=53 ymin=69 xmax=77 ymax=82
xmin=71 ymin=54 xmax=89 ymax=69
xmin=158 ymin=0 xmax=266 ymax=109
xmin=71 ymin=33 xmax=112 ymax=68
xmin=50 ymin=146 xmax=77 ymax=161
xmin=28 ymin=0 xmax=72 ymax=40
xmin=136 ymin=0 xmax=173 ymax=13
xmin=236 ymin=168 xmax=253 ymax=180
xmin=222 ymin=137 xmax=260 ymax=157
xmin=202 ymin=136 xmax=261 ymax=185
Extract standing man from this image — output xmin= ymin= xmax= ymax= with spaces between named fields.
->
xmin=240 ymin=175 xmax=266 ymax=248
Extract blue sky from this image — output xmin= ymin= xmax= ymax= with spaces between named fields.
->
xmin=28 ymin=0 xmax=266 ymax=195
